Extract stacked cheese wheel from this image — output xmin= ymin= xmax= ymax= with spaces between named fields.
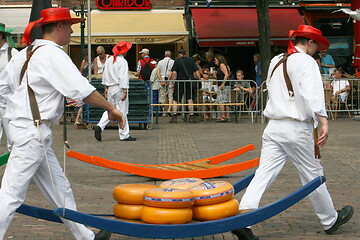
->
xmin=142 ymin=187 xmax=194 ymax=224
xmin=188 ymin=180 xmax=239 ymax=221
xmin=113 ymin=183 xmax=158 ymax=220
xmin=159 ymin=177 xmax=204 ymax=189
xmin=112 ymin=178 xmax=238 ymax=223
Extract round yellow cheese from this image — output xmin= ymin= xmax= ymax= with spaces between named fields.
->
xmin=113 ymin=184 xmax=159 ymax=204
xmin=160 ymin=178 xmax=204 ymax=189
xmin=192 ymin=198 xmax=239 ymax=221
xmin=188 ymin=180 xmax=234 ymax=205
xmin=141 ymin=206 xmax=193 ymax=224
xmin=113 ymin=203 xmax=144 ymax=220
xmin=143 ymin=188 xmax=195 ymax=208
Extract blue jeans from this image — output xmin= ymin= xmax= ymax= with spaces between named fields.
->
xmin=152 ymin=89 xmax=159 ymax=113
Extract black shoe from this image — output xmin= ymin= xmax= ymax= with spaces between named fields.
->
xmin=94 ymin=126 xmax=102 ymax=141
xmin=120 ymin=136 xmax=137 ymax=141
xmin=169 ymin=114 xmax=177 ymax=123
xmin=231 ymin=228 xmax=260 ymax=240
xmin=325 ymin=205 xmax=354 ymax=235
xmin=94 ymin=230 xmax=111 ymax=240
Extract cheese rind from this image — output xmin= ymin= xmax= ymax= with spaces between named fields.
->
xmin=189 ymin=181 xmax=234 ymax=205
xmin=141 ymin=206 xmax=193 ymax=224
xmin=192 ymin=198 xmax=239 ymax=220
xmin=113 ymin=203 xmax=144 ymax=220
xmin=113 ymin=184 xmax=159 ymax=204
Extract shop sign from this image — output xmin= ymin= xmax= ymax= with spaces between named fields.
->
xmin=135 ymin=37 xmax=155 ymax=43
xmin=96 ymin=0 xmax=152 ymax=10
xmin=94 ymin=38 xmax=116 ymax=44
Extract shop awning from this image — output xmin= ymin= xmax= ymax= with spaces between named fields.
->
xmin=70 ymin=10 xmax=188 ymax=45
xmin=0 ymin=7 xmax=31 ymax=34
xmin=191 ymin=8 xmax=304 ymax=47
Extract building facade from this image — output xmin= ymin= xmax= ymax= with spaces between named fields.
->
xmin=0 ymin=0 xmax=356 ymax=75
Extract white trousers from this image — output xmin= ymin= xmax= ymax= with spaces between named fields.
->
xmin=0 ymin=121 xmax=94 ymax=240
xmin=0 ymin=107 xmax=10 ymax=150
xmin=239 ymin=119 xmax=337 ymax=230
xmin=97 ymin=86 xmax=129 ymax=140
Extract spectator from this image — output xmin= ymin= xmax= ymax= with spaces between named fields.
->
xmin=233 ymin=69 xmax=253 ymax=103
xmin=157 ymin=50 xmax=174 ymax=116
xmin=201 ymin=69 xmax=214 ymax=120
xmin=320 ymin=50 xmax=335 ymax=75
xmin=94 ymin=41 xmax=136 ymax=142
xmin=253 ymin=53 xmax=262 ymax=86
xmin=249 ymin=54 xmax=262 ymax=111
xmin=136 ymin=48 xmax=155 ymax=89
xmin=150 ymin=60 xmax=161 ymax=114
xmin=205 ymin=51 xmax=216 ymax=72
xmin=73 ymin=48 xmax=94 ymax=125
xmin=214 ymin=54 xmax=231 ymax=122
xmin=0 ymin=22 xmax=18 ymax=150
xmin=313 ymin=51 xmax=323 ymax=74
xmin=169 ymin=49 xmax=200 ymax=123
xmin=93 ymin=45 xmax=109 ymax=80
xmin=192 ymin=53 xmax=204 ymax=77
xmin=79 ymin=48 xmax=94 ymax=77
xmin=0 ymin=7 xmax=125 ymax=240
xmin=330 ymin=69 xmax=350 ymax=103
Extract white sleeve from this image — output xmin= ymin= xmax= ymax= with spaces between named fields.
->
xmin=33 ymin=47 xmax=95 ymax=103
xmin=119 ymin=59 xmax=129 ymax=89
xmin=294 ymin=56 xmax=327 ymax=118
xmin=0 ymin=67 xmax=12 ymax=108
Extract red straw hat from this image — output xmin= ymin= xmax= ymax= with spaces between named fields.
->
xmin=21 ymin=7 xmax=83 ymax=46
xmin=112 ymin=41 xmax=132 ymax=62
xmin=287 ymin=25 xmax=329 ymax=54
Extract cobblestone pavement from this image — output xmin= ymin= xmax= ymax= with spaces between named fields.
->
xmin=0 ymin=116 xmax=359 ymax=240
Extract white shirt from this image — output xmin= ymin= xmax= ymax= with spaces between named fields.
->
xmin=0 ymin=42 xmax=19 ymax=107
xmin=0 ymin=39 xmax=95 ymax=126
xmin=264 ymin=47 xmax=327 ymax=127
xmin=95 ymin=54 xmax=109 ymax=74
xmin=157 ymin=57 xmax=174 ymax=79
xmin=102 ymin=55 xmax=129 ymax=89
xmin=150 ymin=67 xmax=161 ymax=90
xmin=331 ymin=79 xmax=350 ymax=101
xmin=0 ymin=42 xmax=18 ymax=74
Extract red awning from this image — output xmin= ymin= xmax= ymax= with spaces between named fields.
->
xmin=191 ymin=8 xmax=304 ymax=47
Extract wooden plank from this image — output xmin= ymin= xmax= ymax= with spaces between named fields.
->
xmin=186 ymin=161 xmax=224 ymax=169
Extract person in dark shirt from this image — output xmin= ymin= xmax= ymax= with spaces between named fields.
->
xmin=169 ymin=49 xmax=200 ymax=123
xmin=205 ymin=51 xmax=216 ymax=73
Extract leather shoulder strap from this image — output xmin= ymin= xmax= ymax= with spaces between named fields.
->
xmin=20 ymin=45 xmax=44 ymax=125
xmin=270 ymin=53 xmax=294 ymax=96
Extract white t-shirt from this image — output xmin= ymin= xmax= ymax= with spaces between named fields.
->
xmin=95 ymin=54 xmax=109 ymax=74
xmin=157 ymin=57 xmax=174 ymax=79
xmin=331 ymin=79 xmax=350 ymax=101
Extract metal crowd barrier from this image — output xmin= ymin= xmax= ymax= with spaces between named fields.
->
xmin=150 ymin=79 xmax=260 ymax=123
xmin=322 ymin=78 xmax=360 ymax=119
xmin=257 ymin=78 xmax=360 ymax=122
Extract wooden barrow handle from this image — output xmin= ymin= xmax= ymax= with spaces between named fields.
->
xmin=313 ymin=128 xmax=321 ymax=159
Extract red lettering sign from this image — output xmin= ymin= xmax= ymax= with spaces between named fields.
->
xmin=96 ymin=0 xmax=152 ymax=10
